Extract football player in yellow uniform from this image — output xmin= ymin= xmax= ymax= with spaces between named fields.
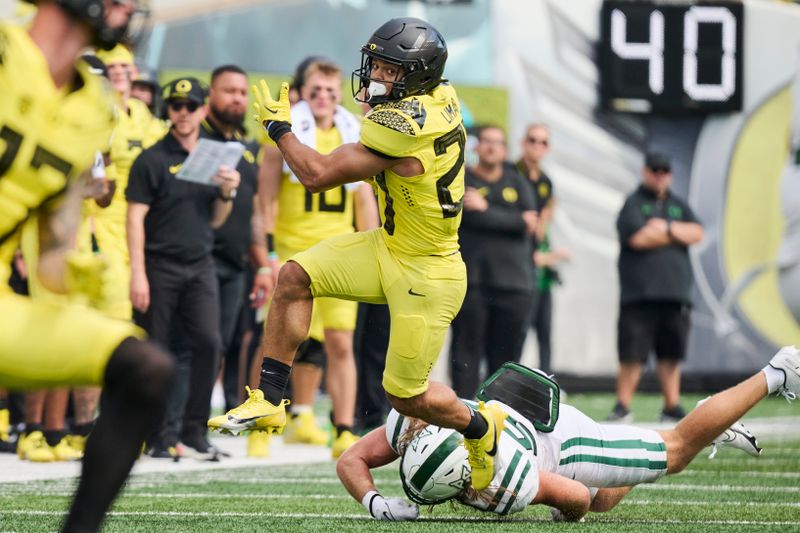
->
xmin=260 ymin=59 xmax=378 ymax=457
xmin=0 ymin=2 xmax=172 ymax=531
xmin=92 ymin=42 xmax=166 ymax=321
xmin=210 ymin=17 xmax=504 ymax=491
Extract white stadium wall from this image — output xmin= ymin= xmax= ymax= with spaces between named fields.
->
xmin=490 ymin=0 xmax=800 ymax=377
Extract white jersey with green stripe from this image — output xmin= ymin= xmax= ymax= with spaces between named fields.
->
xmin=539 ymin=404 xmax=668 ymax=488
xmin=385 ymin=400 xmax=541 ymax=515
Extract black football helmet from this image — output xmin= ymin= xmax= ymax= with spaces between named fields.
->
xmin=352 ymin=17 xmax=448 ymax=105
xmin=24 ymin=0 xmax=149 ymax=49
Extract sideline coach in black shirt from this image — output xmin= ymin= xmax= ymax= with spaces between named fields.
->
xmin=126 ymin=77 xmax=240 ymax=455
xmin=450 ymin=125 xmax=538 ymax=398
xmin=608 ymin=152 xmax=703 ymax=424
xmin=171 ymin=65 xmax=273 ymax=425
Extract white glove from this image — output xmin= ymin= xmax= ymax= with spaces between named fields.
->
xmin=361 ymin=491 xmax=419 ymax=521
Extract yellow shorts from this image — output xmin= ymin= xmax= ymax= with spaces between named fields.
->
xmin=25 ymin=215 xmax=132 ymax=320
xmin=90 ymin=216 xmax=133 ymax=321
xmin=0 ymin=292 xmax=144 ymax=390
xmin=291 ymin=229 xmax=466 ymax=398
xmin=277 ymin=244 xmax=358 ymax=342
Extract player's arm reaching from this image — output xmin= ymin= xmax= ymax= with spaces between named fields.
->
xmin=36 ymin=170 xmax=100 ymax=295
xmin=253 ymin=81 xmax=420 ymax=193
xmin=532 ymin=470 xmax=592 ymax=522
xmin=336 ymin=427 xmax=419 ymax=521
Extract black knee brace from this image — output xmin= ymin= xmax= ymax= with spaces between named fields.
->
xmin=295 ymin=338 xmax=325 ymax=368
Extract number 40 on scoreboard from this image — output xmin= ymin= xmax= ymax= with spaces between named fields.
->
xmin=599 ymin=0 xmax=744 ymax=113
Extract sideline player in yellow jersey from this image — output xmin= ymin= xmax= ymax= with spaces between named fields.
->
xmin=68 ymin=44 xmax=165 ymax=457
xmin=0 ymin=2 xmax=173 ymax=532
xmin=210 ymin=17 xmax=505 ymax=491
xmin=93 ymin=42 xmax=165 ymax=321
xmin=260 ymin=58 xmax=378 ymax=457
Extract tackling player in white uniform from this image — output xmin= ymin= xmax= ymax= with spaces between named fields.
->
xmin=336 ymin=346 xmax=800 ymax=521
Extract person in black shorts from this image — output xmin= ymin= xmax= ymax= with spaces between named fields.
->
xmin=609 ymin=153 xmax=704 ymax=423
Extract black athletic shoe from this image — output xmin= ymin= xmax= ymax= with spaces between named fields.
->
xmin=180 ymin=435 xmax=229 ymax=461
xmin=606 ymin=402 xmax=633 ymax=423
xmin=659 ymin=404 xmax=687 ymax=424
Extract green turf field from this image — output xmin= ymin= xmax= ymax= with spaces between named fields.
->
xmin=2 ymin=393 xmax=798 ymax=532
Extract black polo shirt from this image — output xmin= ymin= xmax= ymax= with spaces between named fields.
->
xmin=201 ymin=119 xmax=260 ymax=271
xmin=515 ymin=160 xmax=554 ymax=212
xmin=460 ymin=163 xmax=536 ymax=292
xmin=617 ymin=184 xmax=701 ymax=305
xmin=126 ymin=131 xmax=218 ymax=262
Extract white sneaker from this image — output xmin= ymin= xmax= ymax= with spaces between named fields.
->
xmin=696 ymin=397 xmax=763 ymax=459
xmin=709 ymin=421 xmax=762 ymax=459
xmin=768 ymin=345 xmax=800 ymax=402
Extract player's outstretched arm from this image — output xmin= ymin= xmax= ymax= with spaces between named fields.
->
xmin=36 ymin=171 xmax=90 ymax=294
xmin=336 ymin=426 xmax=398 ymax=501
xmin=590 ymin=486 xmax=633 ymax=512
xmin=336 ymin=427 xmax=418 ymax=521
xmin=532 ymin=470 xmax=592 ymax=522
xmin=279 ymin=138 xmax=395 ymax=193
xmin=252 ymin=79 xmax=405 ymax=193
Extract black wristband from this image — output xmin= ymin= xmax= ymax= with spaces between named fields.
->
xmin=217 ymin=190 xmax=234 ymax=202
xmin=266 ymin=233 xmax=275 ymax=253
xmin=266 ymin=121 xmax=292 ymax=144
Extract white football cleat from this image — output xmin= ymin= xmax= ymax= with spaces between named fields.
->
xmin=708 ymin=421 xmax=762 ymax=459
xmin=768 ymin=345 xmax=800 ymax=403
xmin=696 ymin=397 xmax=763 ymax=459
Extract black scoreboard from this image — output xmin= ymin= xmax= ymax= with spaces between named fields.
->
xmin=599 ymin=0 xmax=744 ymax=113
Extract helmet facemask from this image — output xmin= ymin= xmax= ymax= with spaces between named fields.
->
xmin=351 ymin=53 xmax=409 ymax=105
xmin=351 ymin=17 xmax=448 ymax=105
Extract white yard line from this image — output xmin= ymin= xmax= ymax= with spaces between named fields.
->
xmin=0 ymin=478 xmax=800 ymax=496
xmin=2 ymin=510 xmax=800 ymax=526
xmin=2 ymin=492 xmax=800 ymax=508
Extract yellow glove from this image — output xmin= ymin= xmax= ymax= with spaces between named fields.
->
xmin=65 ymin=250 xmax=111 ymax=310
xmin=252 ymin=80 xmax=292 ymax=143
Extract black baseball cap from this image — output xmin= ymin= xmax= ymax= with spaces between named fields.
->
xmin=162 ymin=77 xmax=206 ymax=104
xmin=645 ymin=152 xmax=671 ymax=172
xmin=80 ymin=54 xmax=109 ymax=78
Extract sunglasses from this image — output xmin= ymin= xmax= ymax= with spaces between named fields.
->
xmin=526 ymin=137 xmax=549 ymax=146
xmin=650 ymin=167 xmax=671 ymax=174
xmin=168 ymin=100 xmax=200 ymax=113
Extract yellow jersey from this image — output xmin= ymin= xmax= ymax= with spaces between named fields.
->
xmin=360 ymin=83 xmax=465 ymax=257
xmin=0 ymin=22 xmax=115 ymax=294
xmin=89 ymin=97 xmax=165 ymax=254
xmin=275 ymin=126 xmax=356 ymax=251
